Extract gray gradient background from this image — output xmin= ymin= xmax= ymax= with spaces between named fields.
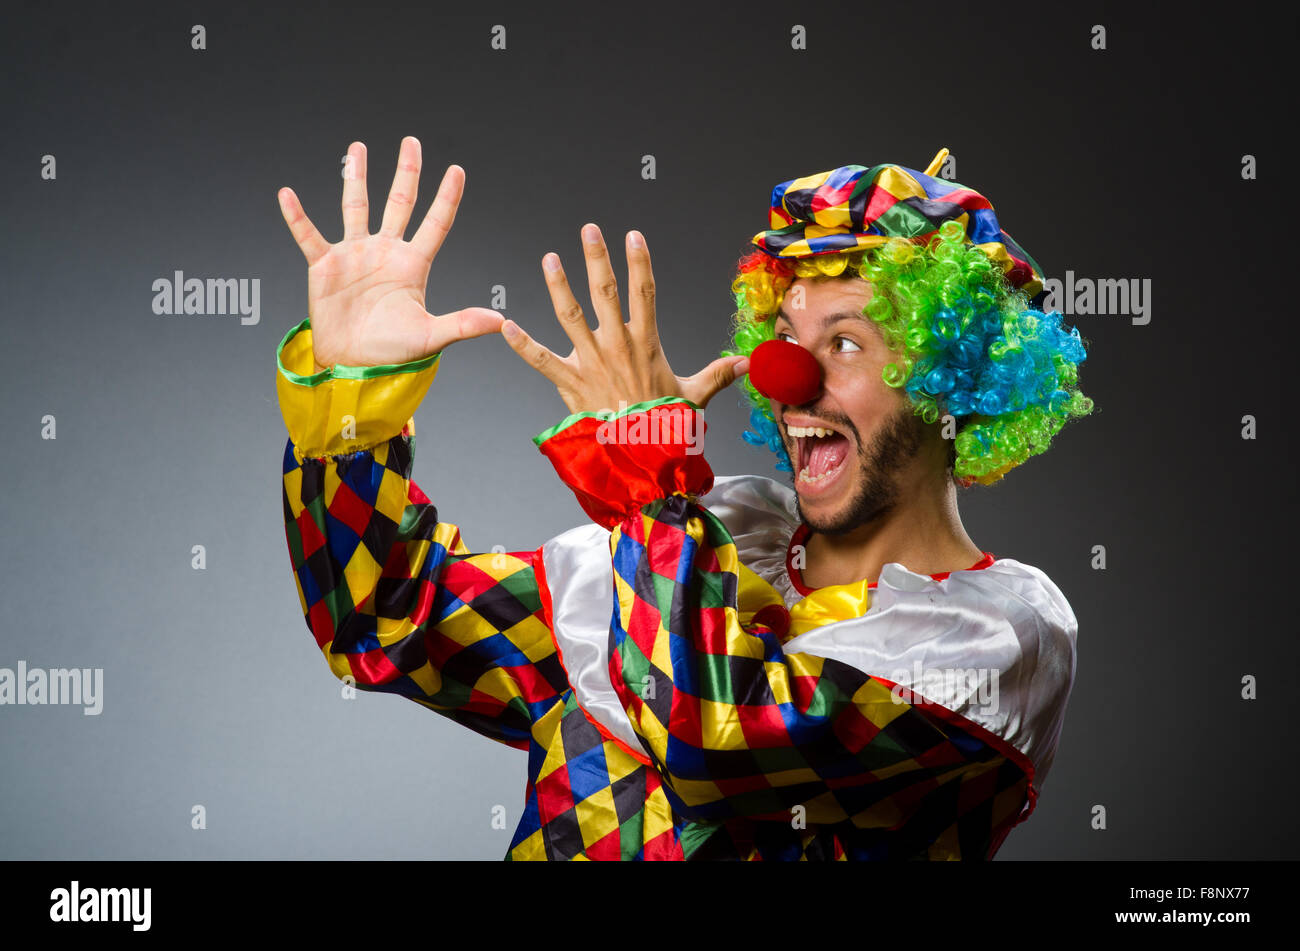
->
xmin=1 ymin=0 xmax=1293 ymax=860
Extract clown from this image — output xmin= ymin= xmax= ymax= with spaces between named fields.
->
xmin=274 ymin=138 xmax=1092 ymax=860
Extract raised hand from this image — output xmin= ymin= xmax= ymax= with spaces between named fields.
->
xmin=277 ymin=136 xmax=503 ymax=369
xmin=500 ymin=224 xmax=749 ymax=415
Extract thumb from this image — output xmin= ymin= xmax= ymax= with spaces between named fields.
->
xmin=427 ymin=307 xmax=506 ymax=352
xmin=681 ymin=355 xmax=750 ymax=408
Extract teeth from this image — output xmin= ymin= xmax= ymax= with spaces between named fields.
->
xmin=798 ymin=465 xmax=837 ymax=484
xmin=788 ymin=424 xmax=842 ymax=484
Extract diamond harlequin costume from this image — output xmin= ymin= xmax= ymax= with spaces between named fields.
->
xmin=276 ymin=149 xmax=1079 ymax=860
xmin=275 ymin=332 xmax=1077 ymax=861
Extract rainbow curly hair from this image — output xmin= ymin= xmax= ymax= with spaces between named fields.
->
xmin=723 ymin=219 xmax=1094 ymax=486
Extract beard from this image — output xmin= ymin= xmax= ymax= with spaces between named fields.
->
xmin=790 ymin=403 xmax=926 ymax=536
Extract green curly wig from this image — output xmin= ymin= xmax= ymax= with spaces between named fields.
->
xmin=723 ymin=219 xmax=1094 ymax=486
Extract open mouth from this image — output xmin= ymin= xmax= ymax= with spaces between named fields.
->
xmin=786 ymin=423 xmax=852 ymax=491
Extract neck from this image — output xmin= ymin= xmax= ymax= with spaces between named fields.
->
xmin=800 ymin=459 xmax=983 ymax=590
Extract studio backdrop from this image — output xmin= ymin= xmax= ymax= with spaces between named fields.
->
xmin=0 ymin=0 xmax=1291 ymax=859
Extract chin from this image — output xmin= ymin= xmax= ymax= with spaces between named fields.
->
xmin=795 ymin=469 xmax=862 ymax=530
xmin=796 ymin=459 xmax=899 ymax=536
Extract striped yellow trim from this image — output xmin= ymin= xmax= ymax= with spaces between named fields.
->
xmin=275 ymin=319 xmax=441 ymax=458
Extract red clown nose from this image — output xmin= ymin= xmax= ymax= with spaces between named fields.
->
xmin=748 ymin=339 xmax=823 ymax=405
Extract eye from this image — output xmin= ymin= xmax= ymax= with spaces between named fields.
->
xmin=833 ymin=335 xmax=861 ymax=353
xmin=776 ymin=330 xmax=797 ymax=344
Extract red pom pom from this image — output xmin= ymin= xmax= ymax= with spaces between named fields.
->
xmin=749 ymin=339 xmax=822 ymax=405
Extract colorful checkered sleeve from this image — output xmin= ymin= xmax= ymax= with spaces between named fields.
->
xmin=275 ymin=319 xmax=569 ymax=749
xmin=282 ymin=430 xmax=570 ymax=749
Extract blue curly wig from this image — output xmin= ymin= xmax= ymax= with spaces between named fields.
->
xmin=723 ymin=220 xmax=1094 ymax=485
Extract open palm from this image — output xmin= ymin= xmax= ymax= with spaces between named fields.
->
xmin=500 ymin=224 xmax=749 ymax=415
xmin=277 ymin=137 xmax=503 ymax=369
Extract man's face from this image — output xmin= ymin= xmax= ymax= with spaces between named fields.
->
xmin=772 ymin=275 xmax=927 ymax=535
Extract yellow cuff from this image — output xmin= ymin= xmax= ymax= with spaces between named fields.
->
xmin=275 ymin=318 xmax=441 ymax=458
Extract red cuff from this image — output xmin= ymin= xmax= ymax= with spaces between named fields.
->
xmin=535 ymin=399 xmax=714 ymax=529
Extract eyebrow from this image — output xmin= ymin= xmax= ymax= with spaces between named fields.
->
xmin=774 ymin=308 xmax=869 ymax=331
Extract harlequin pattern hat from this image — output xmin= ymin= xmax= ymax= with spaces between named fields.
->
xmin=751 ymin=148 xmax=1044 ymax=297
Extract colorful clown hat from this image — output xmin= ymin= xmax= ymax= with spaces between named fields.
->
xmin=751 ymin=148 xmax=1044 ymax=297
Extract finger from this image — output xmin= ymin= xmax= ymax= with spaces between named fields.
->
xmin=499 ymin=319 xmax=577 ymax=390
xmin=680 ymin=356 xmax=750 ymax=408
xmin=580 ymin=224 xmax=630 ymax=343
xmin=341 ymin=141 xmax=369 ymax=239
xmin=541 ymin=252 xmax=600 ymax=366
xmin=378 ymin=135 xmax=421 ymax=238
xmin=625 ymin=230 xmax=659 ymax=348
xmin=424 ymin=306 xmax=505 ymax=353
xmin=277 ymin=187 xmax=331 ymax=267
xmin=410 ymin=164 xmax=465 ymax=264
